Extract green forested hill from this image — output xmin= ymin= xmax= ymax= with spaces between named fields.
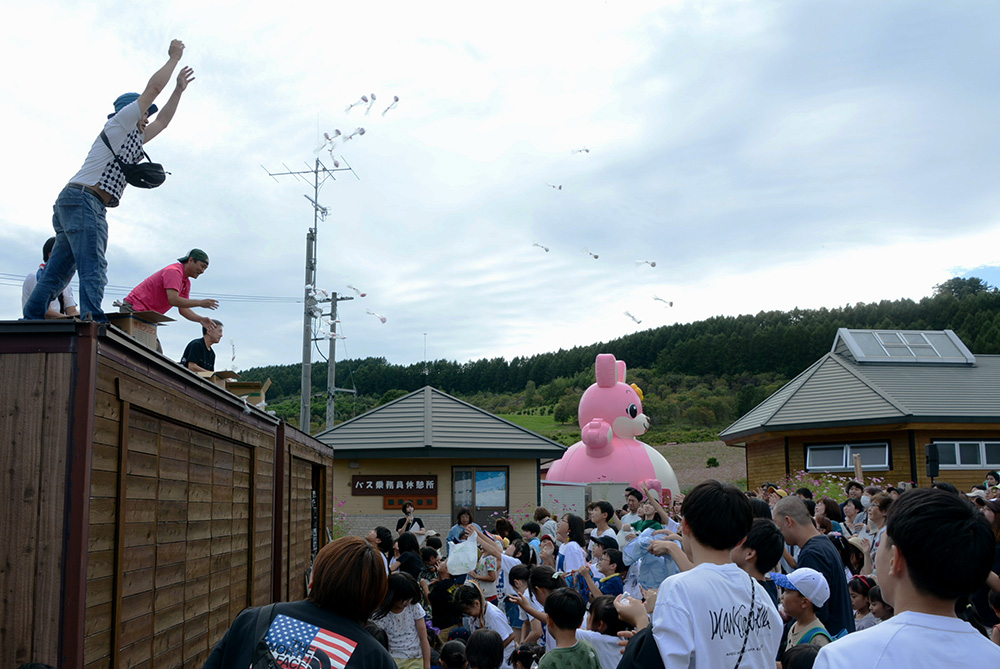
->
xmin=242 ymin=278 xmax=1000 ymax=436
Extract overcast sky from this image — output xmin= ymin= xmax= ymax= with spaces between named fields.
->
xmin=2 ymin=1 xmax=999 ymax=373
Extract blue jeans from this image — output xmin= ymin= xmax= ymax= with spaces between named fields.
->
xmin=23 ymin=185 xmax=109 ymax=320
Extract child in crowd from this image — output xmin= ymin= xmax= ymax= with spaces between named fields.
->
xmin=419 ymin=546 xmax=441 ymax=594
xmin=576 ymin=594 xmax=630 ymax=669
xmin=367 ymin=526 xmax=394 ymax=573
xmin=373 ymin=572 xmax=432 ymax=669
xmin=467 ymin=539 xmax=499 ymax=603
xmin=439 ymin=639 xmax=468 ymax=669
xmin=428 ymin=561 xmax=463 ymax=644
xmin=577 ymin=548 xmax=626 ymax=602
xmin=869 ymin=585 xmax=893 ymax=622
xmin=455 ymin=583 xmax=515 ymax=666
xmin=521 ymin=521 xmax=541 ymax=559
xmin=538 ymin=535 xmax=557 ymax=569
xmin=466 ymin=629 xmax=504 ymax=669
xmin=849 ymin=575 xmax=878 ymax=630
xmin=771 ymin=567 xmax=833 ymax=660
xmin=509 ymin=565 xmax=542 ymax=644
xmin=510 ymin=643 xmax=543 ymax=669
xmin=425 ymin=534 xmax=445 ymax=557
xmin=782 ymin=644 xmax=820 ymax=669
xmin=537 ymin=588 xmax=602 ymax=669
xmin=557 ymin=514 xmax=589 ymax=574
xmin=508 ymin=566 xmax=570 ymax=650
xmin=730 ymin=517 xmax=785 ymax=609
xmin=392 ymin=532 xmax=425 ymax=580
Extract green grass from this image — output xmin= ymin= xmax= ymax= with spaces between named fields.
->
xmin=500 ymin=413 xmax=564 ymax=431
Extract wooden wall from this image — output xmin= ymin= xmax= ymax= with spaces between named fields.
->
xmin=0 ymin=322 xmax=333 ymax=669
xmin=281 ymin=433 xmax=335 ymax=602
xmin=743 ymin=426 xmax=1000 ymax=493
xmin=0 ymin=350 xmax=72 ymax=667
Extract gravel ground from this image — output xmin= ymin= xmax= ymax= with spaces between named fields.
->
xmin=652 ymin=440 xmax=748 ymax=491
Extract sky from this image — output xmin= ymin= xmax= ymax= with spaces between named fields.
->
xmin=2 ymin=1 xmax=999 ymax=374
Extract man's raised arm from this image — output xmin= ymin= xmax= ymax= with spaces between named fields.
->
xmin=136 ymin=40 xmax=185 ymax=115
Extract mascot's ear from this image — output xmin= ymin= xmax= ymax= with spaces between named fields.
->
xmin=617 ymin=360 xmax=626 ymax=384
xmin=595 ymin=354 xmax=617 ymax=388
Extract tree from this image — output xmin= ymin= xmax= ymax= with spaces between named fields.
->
xmin=933 ymin=277 xmax=997 ymax=299
xmin=553 ymin=392 xmax=579 ymax=424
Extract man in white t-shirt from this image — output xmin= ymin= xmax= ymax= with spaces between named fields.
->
xmin=22 ymin=237 xmax=79 ymax=318
xmin=814 ymin=487 xmax=1000 ymax=668
xmin=616 ymin=480 xmax=782 ymax=668
xmin=23 ymin=40 xmax=194 ymax=322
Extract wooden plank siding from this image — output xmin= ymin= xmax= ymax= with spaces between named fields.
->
xmin=0 ymin=322 xmax=334 ymax=669
xmin=744 ymin=426 xmax=1000 ymax=493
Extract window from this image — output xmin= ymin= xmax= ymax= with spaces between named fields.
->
xmin=805 ymin=442 xmax=890 ymax=472
xmin=933 ymin=440 xmax=1000 ymax=469
xmin=452 ymin=466 xmax=509 ymax=528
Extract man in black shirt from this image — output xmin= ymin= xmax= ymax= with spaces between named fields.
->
xmin=774 ymin=495 xmax=856 ymax=637
xmin=180 ymin=319 xmax=222 ymax=372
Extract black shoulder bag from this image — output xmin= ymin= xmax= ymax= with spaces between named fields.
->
xmin=100 ymin=131 xmax=169 ymax=188
xmin=250 ymin=603 xmax=280 ymax=669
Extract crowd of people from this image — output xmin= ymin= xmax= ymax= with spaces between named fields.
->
xmin=200 ymin=472 xmax=1000 ymax=668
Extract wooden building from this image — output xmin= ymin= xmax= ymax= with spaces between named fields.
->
xmin=0 ymin=320 xmax=335 ymax=669
xmin=314 ymin=386 xmax=566 ymax=533
xmin=721 ymin=328 xmax=1000 ymax=491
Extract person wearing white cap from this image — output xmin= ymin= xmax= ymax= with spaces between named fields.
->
xmin=770 ymin=567 xmax=833 ymax=659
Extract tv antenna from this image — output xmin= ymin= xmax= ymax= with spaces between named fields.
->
xmin=262 ymin=157 xmax=359 ymax=433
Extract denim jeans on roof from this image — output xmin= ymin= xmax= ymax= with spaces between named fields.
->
xmin=23 ymin=185 xmax=109 ymax=321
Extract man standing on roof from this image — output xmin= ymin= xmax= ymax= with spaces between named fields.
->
xmin=122 ymin=249 xmax=220 ymax=333
xmin=23 ymin=40 xmax=194 ymax=322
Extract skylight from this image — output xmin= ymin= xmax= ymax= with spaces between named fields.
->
xmin=833 ymin=328 xmax=975 ymax=364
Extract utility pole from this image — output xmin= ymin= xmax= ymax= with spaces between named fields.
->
xmin=325 ymin=292 xmax=357 ymax=429
xmin=263 ymin=157 xmax=357 ymax=434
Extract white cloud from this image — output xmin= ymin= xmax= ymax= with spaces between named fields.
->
xmin=2 ymin=1 xmax=999 ymax=377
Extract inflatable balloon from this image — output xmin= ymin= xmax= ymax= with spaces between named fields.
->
xmin=547 ymin=353 xmax=679 ymax=498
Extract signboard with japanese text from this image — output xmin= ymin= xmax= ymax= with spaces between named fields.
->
xmin=351 ymin=475 xmax=438 ymax=496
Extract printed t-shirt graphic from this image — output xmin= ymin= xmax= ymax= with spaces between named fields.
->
xmin=265 ymin=613 xmax=358 ymax=668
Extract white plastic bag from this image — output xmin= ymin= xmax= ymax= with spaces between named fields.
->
xmin=447 ymin=537 xmax=478 ymax=575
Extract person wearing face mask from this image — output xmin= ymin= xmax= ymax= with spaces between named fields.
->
xmin=857 ymin=493 xmax=893 ymax=578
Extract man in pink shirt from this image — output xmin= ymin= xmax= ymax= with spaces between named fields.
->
xmin=123 ymin=249 xmax=220 ymax=333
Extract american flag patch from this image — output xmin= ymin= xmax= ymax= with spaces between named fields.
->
xmin=263 ymin=613 xmax=358 ymax=668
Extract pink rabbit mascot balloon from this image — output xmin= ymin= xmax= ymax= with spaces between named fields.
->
xmin=547 ymin=354 xmax=679 ymax=497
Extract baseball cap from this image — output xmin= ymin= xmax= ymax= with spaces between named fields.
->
xmin=967 ymin=490 xmax=987 ymax=501
xmin=769 ymin=567 xmax=830 ymax=607
xmin=109 ymin=92 xmax=158 ymax=119
xmin=975 ymin=497 xmax=1000 ymax=514
xmin=179 ymin=249 xmax=210 ymax=264
xmin=592 ymin=535 xmax=619 ymax=551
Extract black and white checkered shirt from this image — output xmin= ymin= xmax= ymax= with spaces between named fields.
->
xmin=97 ymin=128 xmax=144 ymax=207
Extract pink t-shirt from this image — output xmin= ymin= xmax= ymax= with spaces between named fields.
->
xmin=125 ymin=262 xmax=190 ymax=314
